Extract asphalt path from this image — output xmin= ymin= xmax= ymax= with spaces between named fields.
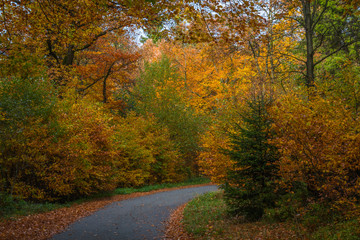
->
xmin=52 ymin=185 xmax=218 ymax=240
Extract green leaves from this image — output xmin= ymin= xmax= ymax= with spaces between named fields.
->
xmin=128 ymin=55 xmax=206 ymax=174
xmin=0 ymin=77 xmax=56 ymax=127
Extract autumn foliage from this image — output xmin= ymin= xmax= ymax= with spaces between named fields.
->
xmin=1 ymin=1 xmax=360 ymax=237
xmin=0 ymin=77 xmax=186 ymax=201
xmin=271 ymin=90 xmax=360 ymax=215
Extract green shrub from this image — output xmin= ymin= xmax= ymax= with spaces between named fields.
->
xmin=264 ymin=182 xmax=309 ymax=222
xmin=0 ymin=192 xmax=62 ymax=218
xmin=302 ymin=202 xmax=339 ymax=232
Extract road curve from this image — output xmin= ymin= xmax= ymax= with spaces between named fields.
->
xmin=52 ymin=185 xmax=218 ymax=240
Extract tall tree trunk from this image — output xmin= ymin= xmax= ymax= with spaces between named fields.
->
xmin=103 ymin=62 xmax=116 ymax=103
xmin=302 ymin=0 xmax=315 ymax=87
xmin=268 ymin=0 xmax=276 ymax=101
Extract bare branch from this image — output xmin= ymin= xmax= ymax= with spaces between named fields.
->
xmin=312 ymin=28 xmax=329 ymax=53
xmin=46 ymin=39 xmax=60 ymax=64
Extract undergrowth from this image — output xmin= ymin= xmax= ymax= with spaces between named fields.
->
xmin=183 ymin=191 xmax=360 ymax=240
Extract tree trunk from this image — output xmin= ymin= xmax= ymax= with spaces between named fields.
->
xmin=302 ymin=0 xmax=315 ymax=87
xmin=63 ymin=44 xmax=75 ymax=66
xmin=103 ymin=76 xmax=107 ymax=103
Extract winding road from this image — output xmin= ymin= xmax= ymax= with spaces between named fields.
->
xmin=52 ymin=185 xmax=218 ymax=240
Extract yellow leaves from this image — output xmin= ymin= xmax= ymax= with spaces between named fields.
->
xmin=113 ymin=112 xmax=184 ymax=186
xmin=271 ymin=90 xmax=360 ymax=215
xmin=198 ymin=124 xmax=234 ymax=183
xmin=0 ymin=96 xmax=120 ymax=201
xmin=144 ymin=41 xmax=253 ymax=114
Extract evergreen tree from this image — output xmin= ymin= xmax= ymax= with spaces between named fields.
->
xmin=222 ymin=94 xmax=279 ymax=221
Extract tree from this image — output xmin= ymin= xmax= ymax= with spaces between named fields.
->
xmin=223 ymin=95 xmax=279 ymax=221
xmin=286 ymin=0 xmax=360 ymax=87
xmin=0 ymin=0 xmax=175 ymax=88
xmin=76 ymin=33 xmax=140 ymax=104
xmin=127 ymin=56 xmax=205 ymax=176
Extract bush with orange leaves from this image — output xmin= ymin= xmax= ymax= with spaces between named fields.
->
xmin=270 ymin=90 xmax=360 ymax=216
xmin=0 ymin=88 xmax=119 ymax=201
xmin=197 ymin=123 xmax=234 ymax=183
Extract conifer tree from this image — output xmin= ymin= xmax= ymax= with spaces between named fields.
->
xmin=223 ymin=94 xmax=279 ymax=221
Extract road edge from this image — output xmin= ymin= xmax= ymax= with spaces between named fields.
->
xmin=0 ymin=183 xmax=215 ymax=240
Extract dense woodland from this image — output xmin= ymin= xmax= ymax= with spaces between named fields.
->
xmin=1 ymin=0 xmax=360 ymax=237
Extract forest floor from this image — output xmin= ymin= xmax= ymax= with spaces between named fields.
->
xmin=0 ymin=183 xmax=215 ymax=240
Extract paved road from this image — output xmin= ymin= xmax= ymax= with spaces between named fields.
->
xmin=52 ymin=185 xmax=218 ymax=240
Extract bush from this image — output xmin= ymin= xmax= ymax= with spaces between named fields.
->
xmin=264 ymin=181 xmax=308 ymax=222
xmin=271 ymin=90 xmax=360 ymax=216
xmin=35 ymin=97 xmax=118 ymax=200
xmin=0 ymin=77 xmax=57 ymax=200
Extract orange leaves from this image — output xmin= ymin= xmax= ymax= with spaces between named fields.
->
xmin=0 ymin=0 xmax=144 ymax=89
xmin=271 ymin=91 xmax=360 ymax=214
xmin=75 ymin=34 xmax=140 ymax=104
xmin=197 ymin=122 xmax=235 ymax=184
xmin=142 ymin=40 xmax=252 ymax=114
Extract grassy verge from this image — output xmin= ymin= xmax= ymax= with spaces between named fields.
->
xmin=114 ymin=177 xmax=210 ymax=195
xmin=0 ymin=193 xmax=68 ymax=220
xmin=183 ymin=191 xmax=228 ymax=238
xmin=0 ymin=177 xmax=210 ymax=220
xmin=183 ymin=191 xmax=360 ymax=240
xmin=183 ymin=191 xmax=301 ymax=240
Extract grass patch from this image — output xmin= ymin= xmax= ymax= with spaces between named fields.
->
xmin=0 ymin=193 xmax=67 ymax=220
xmin=0 ymin=177 xmax=210 ymax=220
xmin=311 ymin=219 xmax=360 ymax=240
xmin=183 ymin=191 xmax=227 ymax=238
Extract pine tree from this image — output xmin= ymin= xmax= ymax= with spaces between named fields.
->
xmin=223 ymin=95 xmax=279 ymax=221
